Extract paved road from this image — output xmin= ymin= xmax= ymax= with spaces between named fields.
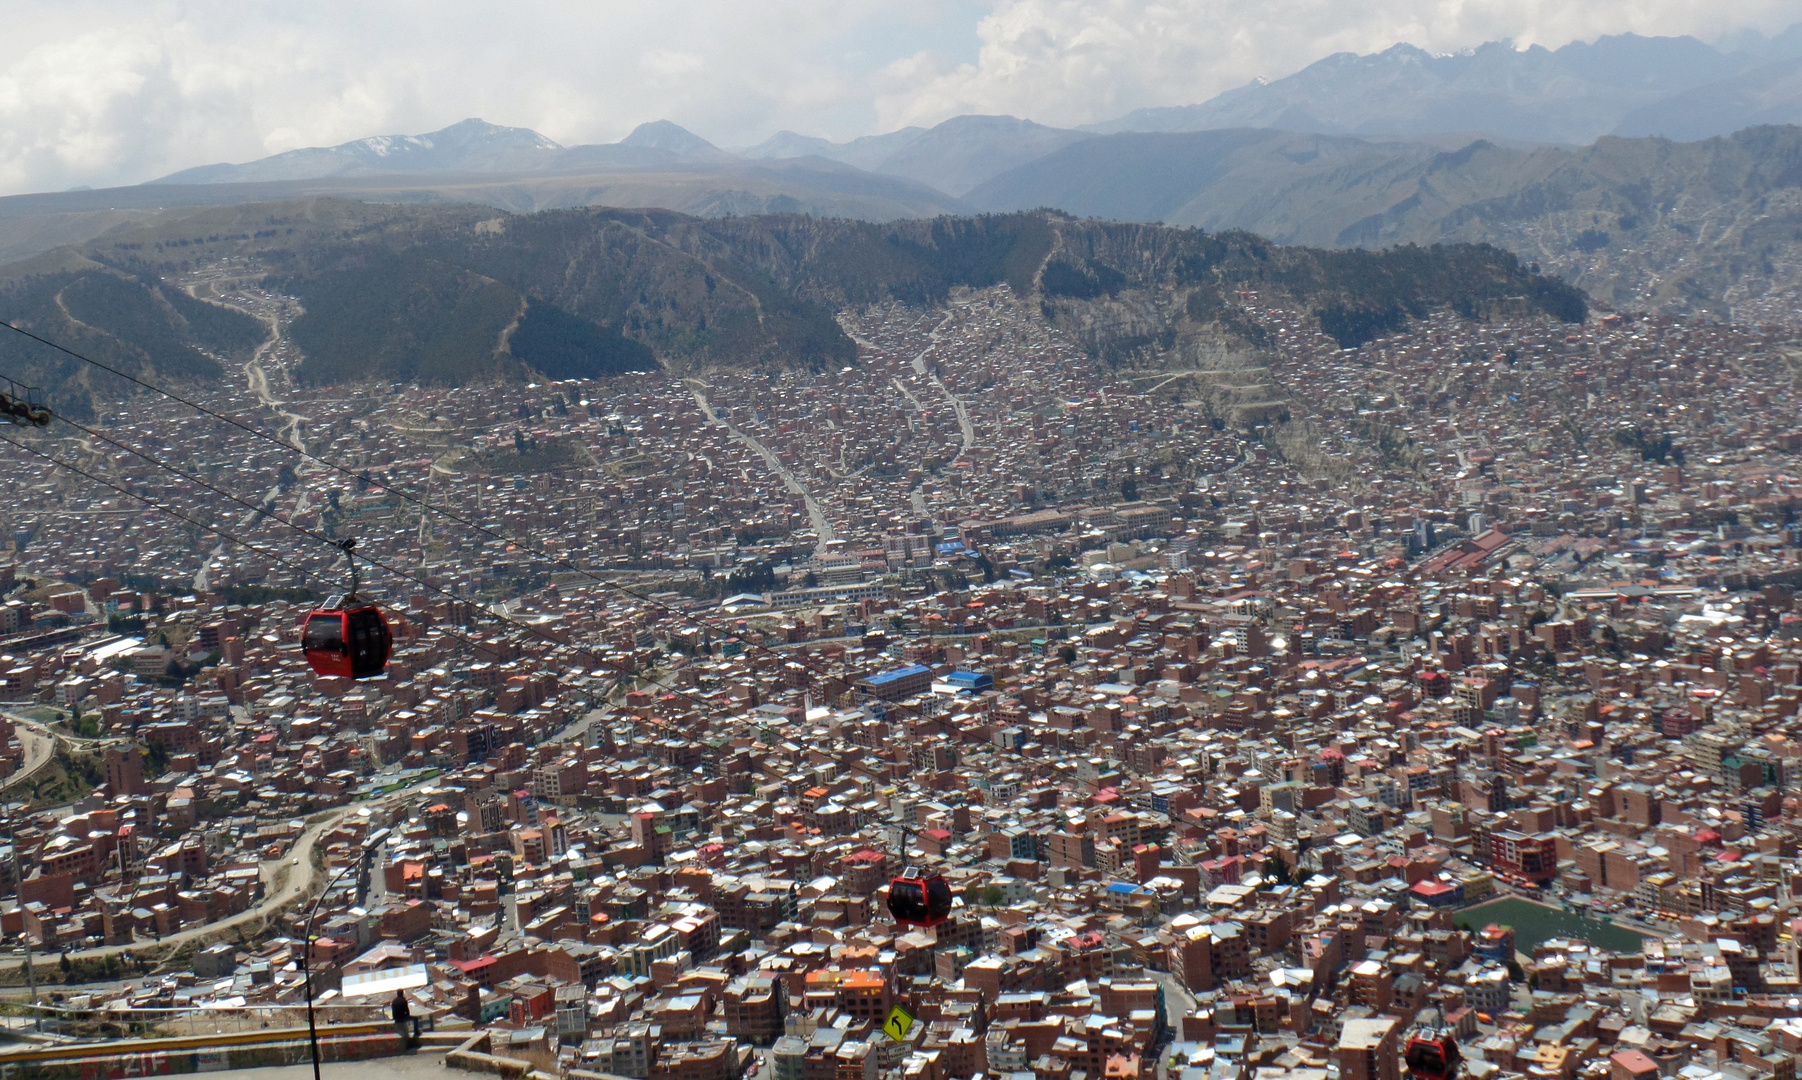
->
xmin=1 ymin=719 xmax=56 ymax=792
xmin=0 ymin=712 xmax=141 ymax=820
xmin=1149 ymin=969 xmax=1197 ymax=1021
xmin=0 ymin=770 xmax=436 ymax=970
xmin=687 ymin=382 xmax=836 ymax=556
xmin=910 ymin=310 xmax=975 ymax=456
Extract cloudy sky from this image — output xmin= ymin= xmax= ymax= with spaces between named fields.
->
xmin=3 ymin=0 xmax=1800 ymax=195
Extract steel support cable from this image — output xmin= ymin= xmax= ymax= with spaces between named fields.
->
xmin=0 ymin=318 xmax=934 ymax=721
xmin=0 ymin=427 xmax=733 ymax=728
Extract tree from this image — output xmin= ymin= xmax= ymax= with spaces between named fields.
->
xmin=1265 ymin=857 xmax=1292 ymax=886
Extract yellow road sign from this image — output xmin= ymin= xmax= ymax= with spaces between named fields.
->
xmin=882 ymin=1005 xmax=915 ymax=1043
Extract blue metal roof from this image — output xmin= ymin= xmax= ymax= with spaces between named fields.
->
xmin=943 ymin=671 xmax=993 ymax=688
xmin=866 ymin=664 xmax=931 ymax=686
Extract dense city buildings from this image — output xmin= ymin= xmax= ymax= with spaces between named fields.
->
xmin=0 ymin=269 xmax=1798 ymax=1080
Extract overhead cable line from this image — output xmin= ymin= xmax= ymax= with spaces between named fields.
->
xmin=0 ymin=318 xmax=941 ymax=721
xmin=0 ymin=425 xmax=732 ymax=730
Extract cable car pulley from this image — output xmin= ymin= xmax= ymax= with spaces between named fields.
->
xmin=0 ymin=380 xmax=51 ymax=428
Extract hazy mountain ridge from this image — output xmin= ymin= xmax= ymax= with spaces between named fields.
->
xmin=745 ymin=116 xmax=1093 ymax=197
xmin=741 ymin=128 xmax=928 ymax=172
xmin=1088 ymin=29 xmax=1802 ymax=145
xmin=137 ymin=27 xmax=1802 ymax=224
xmin=0 ymin=265 xmax=269 ymax=418
xmin=0 ymin=201 xmax=1581 ymax=412
xmin=158 ymin=114 xmax=1096 ymax=202
xmin=967 ymin=124 xmax=1802 ymax=318
xmin=155 ymin=119 xmax=568 ymax=184
xmin=1615 ymin=60 xmax=1802 ymax=141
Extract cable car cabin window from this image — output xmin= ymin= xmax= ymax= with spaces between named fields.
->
xmin=303 ymin=613 xmax=346 ymax=653
xmin=1406 ymin=1047 xmax=1444 ymax=1071
xmin=889 ymin=880 xmax=928 ymax=924
xmin=925 ymin=876 xmax=953 ymax=919
xmin=1405 ymin=1033 xmax=1459 ymax=1080
xmin=344 ymin=607 xmax=392 ymax=678
xmin=303 ymin=605 xmax=391 ymax=680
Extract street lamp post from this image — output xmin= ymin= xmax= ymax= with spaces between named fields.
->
xmin=301 ymin=827 xmax=388 ymax=1080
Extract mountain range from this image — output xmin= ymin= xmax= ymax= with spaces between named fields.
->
xmin=1088 ymin=34 xmax=1802 ymax=145
xmin=148 ymin=27 xmax=1802 ymax=193
xmin=0 ymin=27 xmax=1798 ymax=325
xmin=0 ymin=200 xmax=1582 ymax=416
xmin=964 ymin=123 xmax=1802 ymax=319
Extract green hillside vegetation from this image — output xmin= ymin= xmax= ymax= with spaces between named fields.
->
xmin=6 ymin=201 xmax=1584 ymax=395
xmin=0 ymin=269 xmax=267 ymax=417
xmin=280 ymin=252 xmax=524 ymax=385
xmin=59 ymin=274 xmax=225 ymax=380
xmin=1042 ymin=224 xmax=1583 ymax=347
xmin=162 ymin=288 xmax=270 ymax=356
xmin=463 ymin=437 xmax=593 ymax=475
xmin=508 ymin=302 xmax=655 ymax=379
xmin=966 ymin=124 xmax=1802 ymax=316
xmin=1042 ymin=258 xmax=1128 ymax=299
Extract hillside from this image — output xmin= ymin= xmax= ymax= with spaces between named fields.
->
xmin=0 ymin=102 xmax=1789 ymax=332
xmin=0 ymin=141 xmax=968 ymax=272
xmin=1615 ymin=59 xmax=1802 ymax=141
xmin=0 ymin=201 xmax=1583 ymax=406
xmin=839 ymin=116 xmax=1093 ymax=198
xmin=1086 ymin=31 xmax=1802 ymax=144
xmin=0 ymin=267 xmax=267 ymax=417
xmin=967 ymin=124 xmax=1802 ymax=318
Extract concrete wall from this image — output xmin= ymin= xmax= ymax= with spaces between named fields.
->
xmin=0 ymin=1025 xmax=409 ymax=1080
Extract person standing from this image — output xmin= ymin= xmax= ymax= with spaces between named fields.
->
xmin=391 ymin=990 xmax=413 ymax=1046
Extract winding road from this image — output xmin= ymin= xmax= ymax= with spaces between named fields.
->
xmin=0 ymin=717 xmax=56 ymax=794
xmin=182 ymin=286 xmax=315 ymax=592
xmin=0 ymin=768 xmax=440 ymax=970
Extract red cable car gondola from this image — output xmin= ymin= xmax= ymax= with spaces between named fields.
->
xmin=1404 ymin=1030 xmax=1461 ymax=1080
xmin=302 ymin=539 xmax=392 ymax=680
xmin=887 ymin=867 xmax=953 ymax=928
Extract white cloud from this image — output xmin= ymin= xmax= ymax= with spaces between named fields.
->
xmin=0 ymin=0 xmax=1795 ymax=194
